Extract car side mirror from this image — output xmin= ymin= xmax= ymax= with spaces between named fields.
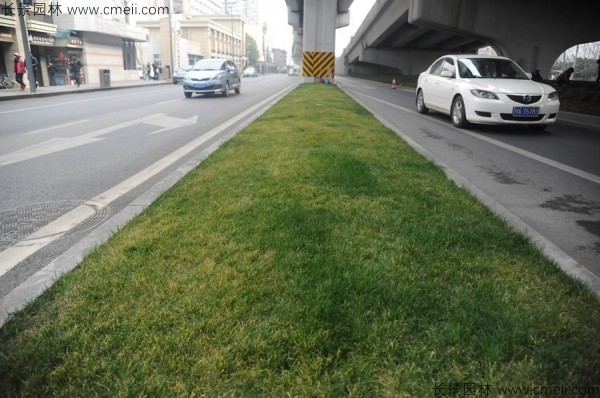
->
xmin=441 ymin=70 xmax=454 ymax=78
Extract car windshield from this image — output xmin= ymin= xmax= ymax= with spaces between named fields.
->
xmin=192 ymin=60 xmax=224 ymax=71
xmin=457 ymin=58 xmax=529 ymax=80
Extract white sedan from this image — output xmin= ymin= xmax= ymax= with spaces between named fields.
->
xmin=416 ymin=55 xmax=560 ymax=130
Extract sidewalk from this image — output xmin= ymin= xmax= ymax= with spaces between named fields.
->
xmin=0 ymin=78 xmax=171 ymax=101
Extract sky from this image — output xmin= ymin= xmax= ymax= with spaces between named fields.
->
xmin=260 ymin=0 xmax=377 ymax=61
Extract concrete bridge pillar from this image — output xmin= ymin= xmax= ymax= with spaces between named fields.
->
xmin=301 ymin=0 xmax=337 ymax=82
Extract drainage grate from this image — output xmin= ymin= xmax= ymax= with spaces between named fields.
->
xmin=0 ymin=201 xmax=110 ymax=251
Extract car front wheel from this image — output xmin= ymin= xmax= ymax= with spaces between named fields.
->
xmin=222 ymin=82 xmax=230 ymax=97
xmin=416 ymin=89 xmax=428 ymax=114
xmin=184 ymin=92 xmax=192 ymax=98
xmin=234 ymin=82 xmax=240 ymax=94
xmin=451 ymin=96 xmax=469 ymax=128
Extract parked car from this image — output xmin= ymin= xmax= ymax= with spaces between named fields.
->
xmin=183 ymin=59 xmax=241 ymax=98
xmin=288 ymin=68 xmax=299 ymax=76
xmin=172 ymin=66 xmax=192 ymax=84
xmin=243 ymin=66 xmax=258 ymax=77
xmin=415 ymin=55 xmax=560 ymax=130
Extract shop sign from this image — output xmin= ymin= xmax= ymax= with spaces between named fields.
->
xmin=29 ymin=33 xmax=55 ymax=46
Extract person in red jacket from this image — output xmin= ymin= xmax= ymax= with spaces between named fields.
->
xmin=13 ymin=53 xmax=26 ymax=90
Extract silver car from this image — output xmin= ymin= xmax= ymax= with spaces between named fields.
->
xmin=172 ymin=66 xmax=192 ymax=84
xmin=183 ymin=59 xmax=241 ymax=98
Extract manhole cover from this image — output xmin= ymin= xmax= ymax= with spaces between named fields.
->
xmin=0 ymin=201 xmax=110 ymax=250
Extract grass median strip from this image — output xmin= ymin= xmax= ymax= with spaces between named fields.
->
xmin=1 ymin=84 xmax=599 ymax=396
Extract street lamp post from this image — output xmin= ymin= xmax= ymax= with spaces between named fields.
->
xmin=224 ymin=0 xmax=238 ymax=62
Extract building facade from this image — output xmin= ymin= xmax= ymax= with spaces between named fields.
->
xmin=1 ymin=0 xmax=149 ymax=86
xmin=137 ymin=14 xmax=246 ymax=71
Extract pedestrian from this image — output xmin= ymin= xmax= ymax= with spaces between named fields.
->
xmin=146 ymin=62 xmax=152 ymax=80
xmin=69 ymin=55 xmax=82 ymax=87
xmin=47 ymin=62 xmax=57 ymax=86
xmin=531 ymin=69 xmax=544 ymax=83
xmin=555 ymin=67 xmax=574 ymax=86
xmin=152 ymin=62 xmax=159 ymax=81
xmin=596 ymin=58 xmax=600 ymax=83
xmin=27 ymin=55 xmax=39 ymax=87
xmin=13 ymin=53 xmax=26 ymax=90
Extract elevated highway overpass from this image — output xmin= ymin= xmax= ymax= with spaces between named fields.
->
xmin=285 ymin=0 xmax=598 ymax=79
xmin=337 ymin=0 xmax=598 ymax=77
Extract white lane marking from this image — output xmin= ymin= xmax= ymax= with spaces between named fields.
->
xmin=25 ymin=119 xmax=89 ymax=135
xmin=0 ymin=84 xmax=297 ymax=278
xmin=157 ymin=99 xmax=178 ymax=105
xmin=0 ymin=114 xmax=197 ymax=167
xmin=350 ymin=89 xmax=600 ymax=185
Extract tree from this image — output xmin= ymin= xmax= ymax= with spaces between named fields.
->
xmin=552 ymin=41 xmax=600 ymax=81
xmin=246 ymin=34 xmax=259 ymax=66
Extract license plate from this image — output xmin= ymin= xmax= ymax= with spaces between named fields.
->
xmin=193 ymin=83 xmax=205 ymax=89
xmin=512 ymin=107 xmax=539 ymax=117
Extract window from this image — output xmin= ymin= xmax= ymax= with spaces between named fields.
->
xmin=122 ymin=40 xmax=136 ymax=70
xmin=429 ymin=59 xmax=444 ymax=75
xmin=441 ymin=58 xmax=455 ymax=77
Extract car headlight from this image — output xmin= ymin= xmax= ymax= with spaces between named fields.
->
xmin=211 ymin=72 xmax=224 ymax=80
xmin=470 ymin=89 xmax=499 ymax=100
xmin=548 ymin=91 xmax=559 ymax=101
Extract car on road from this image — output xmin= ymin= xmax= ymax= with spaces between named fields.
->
xmin=172 ymin=66 xmax=192 ymax=84
xmin=243 ymin=66 xmax=258 ymax=77
xmin=288 ymin=68 xmax=299 ymax=76
xmin=183 ymin=58 xmax=241 ymax=98
xmin=415 ymin=55 xmax=560 ymax=130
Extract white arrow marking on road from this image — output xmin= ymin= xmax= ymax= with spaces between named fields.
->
xmin=0 ymin=114 xmax=196 ymax=167
xmin=0 ymin=85 xmax=297 ymax=278
xmin=146 ymin=114 xmax=198 ymax=135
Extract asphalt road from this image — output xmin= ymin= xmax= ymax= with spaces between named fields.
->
xmin=0 ymin=74 xmax=300 ymax=306
xmin=337 ymin=76 xmax=600 ymax=291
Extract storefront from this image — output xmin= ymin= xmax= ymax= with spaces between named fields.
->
xmin=41 ymin=32 xmax=84 ymax=86
xmin=0 ymin=19 xmax=16 ymax=76
xmin=28 ymin=31 xmax=57 ymax=86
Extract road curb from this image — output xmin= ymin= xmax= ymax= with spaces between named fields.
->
xmin=558 ymin=111 xmax=600 ymax=128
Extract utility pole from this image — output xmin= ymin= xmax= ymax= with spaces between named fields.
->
xmin=17 ymin=0 xmax=36 ymax=92
xmin=167 ymin=0 xmax=174 ymax=79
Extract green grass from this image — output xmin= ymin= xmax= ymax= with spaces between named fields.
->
xmin=1 ymin=84 xmax=599 ymax=396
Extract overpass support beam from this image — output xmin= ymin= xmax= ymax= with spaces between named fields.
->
xmin=337 ymin=48 xmax=448 ymax=76
xmin=409 ymin=0 xmax=599 ymax=78
xmin=302 ymin=0 xmax=337 ymax=82
xmin=360 ymin=48 xmax=447 ymax=76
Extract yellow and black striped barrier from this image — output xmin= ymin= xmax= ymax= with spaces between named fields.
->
xmin=302 ymin=51 xmax=335 ymax=78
